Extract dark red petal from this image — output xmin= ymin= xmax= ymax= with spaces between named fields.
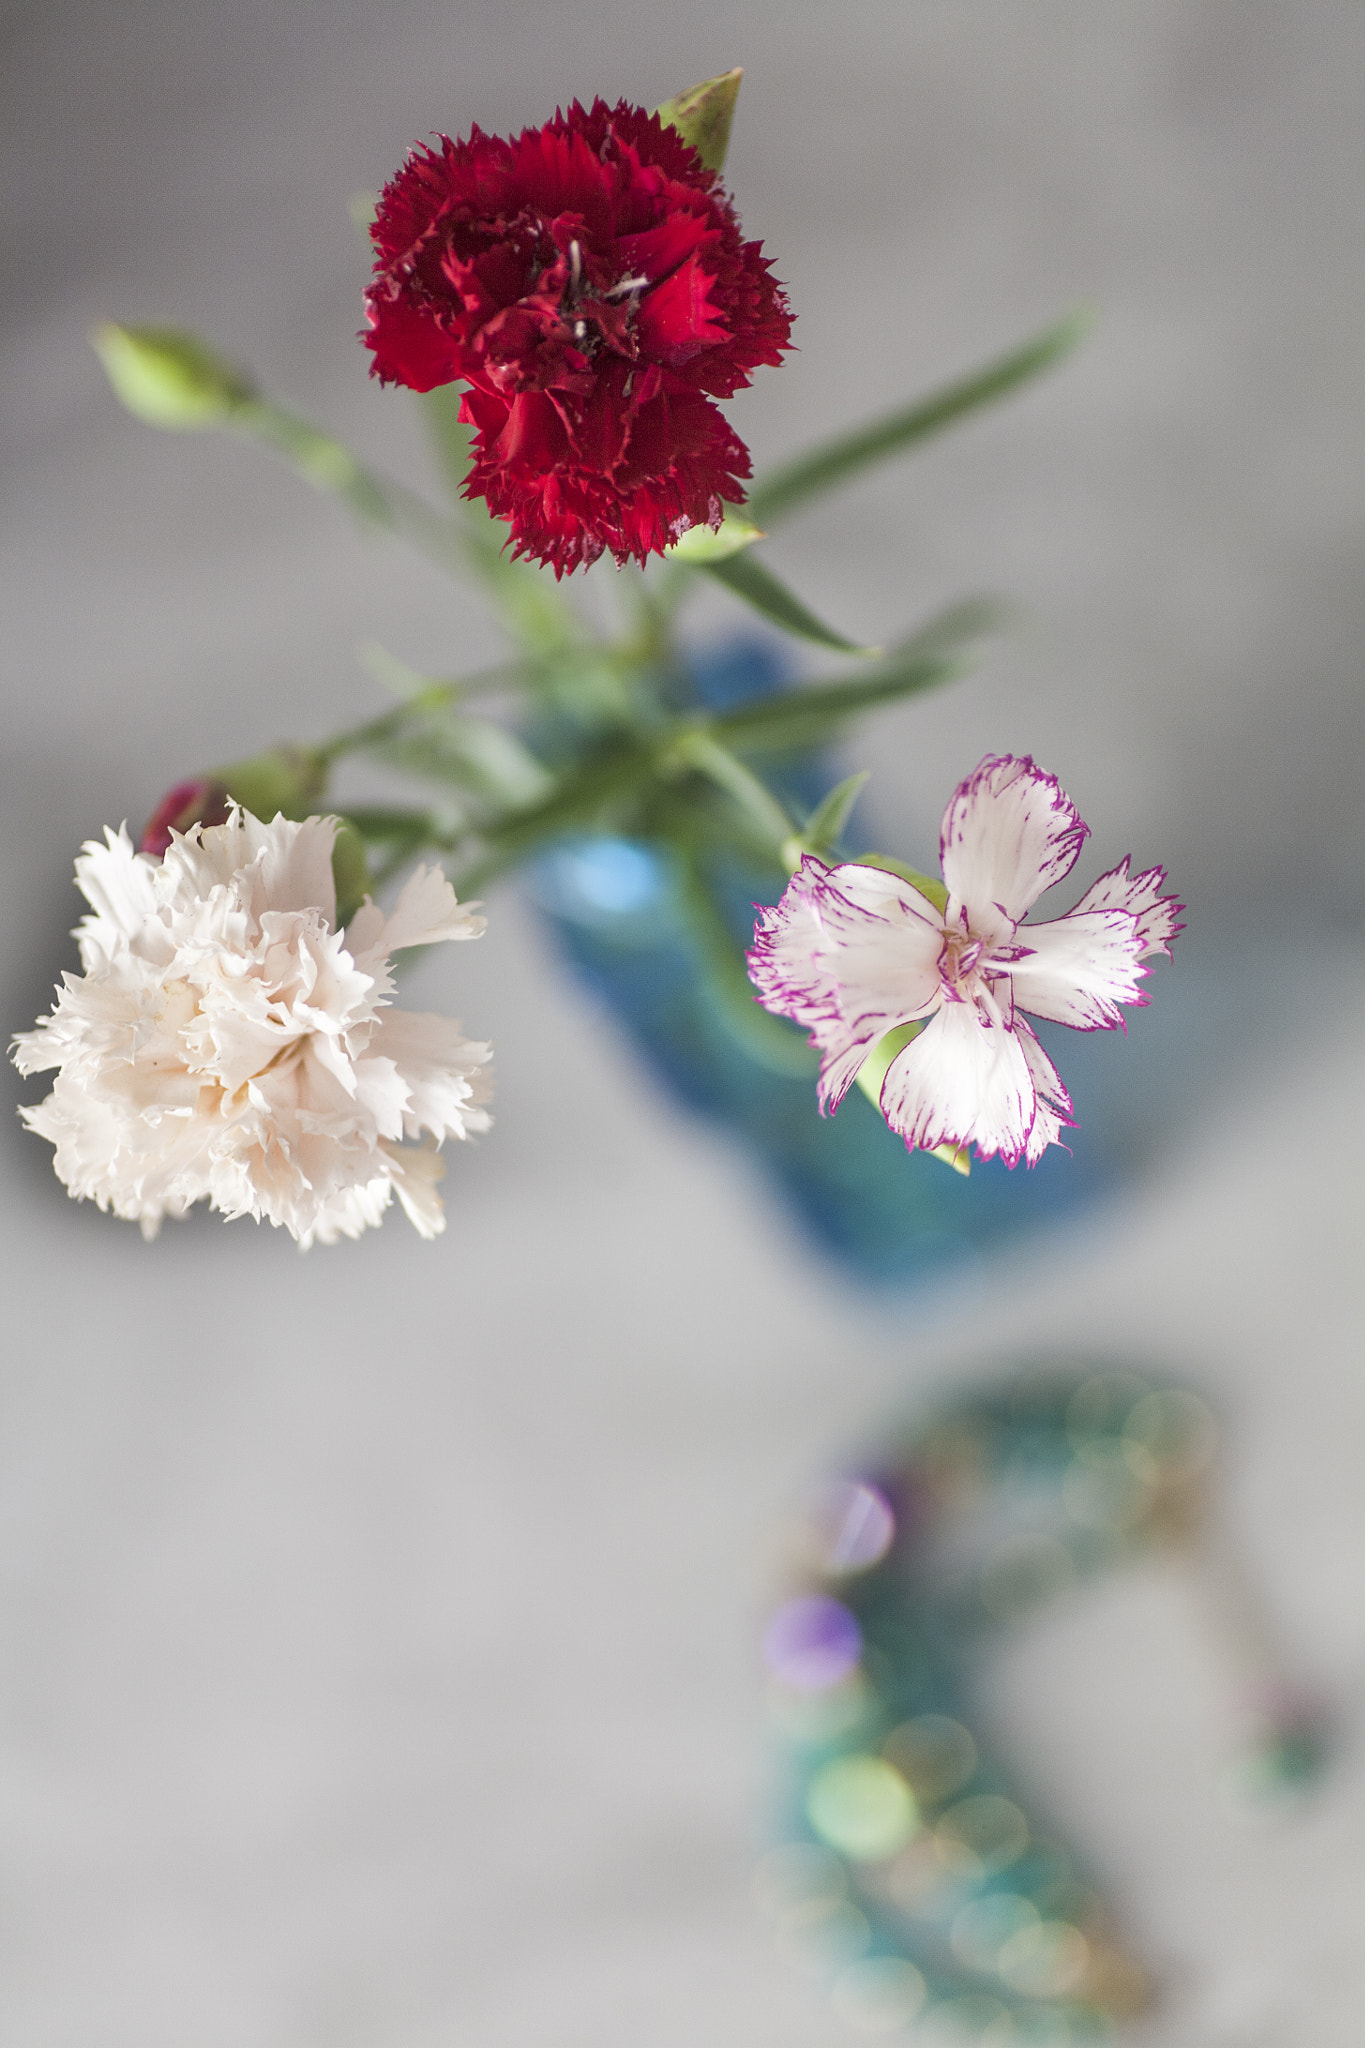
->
xmin=365 ymin=94 xmax=792 ymax=568
xmin=612 ymin=214 xmax=714 ymax=284
xmin=363 ymin=289 xmax=466 ymax=390
xmin=635 ymin=251 xmax=728 ymax=364
xmin=491 ymin=389 xmax=571 ymax=470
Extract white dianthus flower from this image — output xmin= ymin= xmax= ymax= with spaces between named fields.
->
xmin=13 ymin=810 xmax=492 ymax=1245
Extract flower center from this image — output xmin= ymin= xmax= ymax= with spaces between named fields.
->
xmin=938 ymin=924 xmax=985 ymax=995
xmin=558 ymin=238 xmax=648 ymax=361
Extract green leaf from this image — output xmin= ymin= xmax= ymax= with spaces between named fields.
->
xmin=705 ymin=593 xmax=1005 ymax=754
xmin=668 ymin=730 xmax=795 ymax=853
xmin=357 ymin=641 xmax=526 ymax=708
xmin=379 ymin=715 xmax=553 ymax=808
xmin=674 ymin=854 xmax=819 ymax=1077
xmin=747 ymin=308 xmax=1093 ymax=529
xmin=338 ymin=804 xmax=446 ymax=841
xmin=701 ymin=551 xmax=877 ymax=654
xmin=455 ymin=746 xmax=655 ymax=890
xmin=654 ymin=68 xmax=743 ymax=173
xmin=92 ymin=323 xmax=255 ymax=429
xmin=788 ymin=771 xmax=870 ymax=862
xmin=666 ymin=507 xmax=765 ymax=564
xmin=710 ymin=650 xmax=960 ymax=753
xmin=852 ymin=1026 xmax=971 ymax=1168
xmin=886 ymin=592 xmax=1016 ymax=660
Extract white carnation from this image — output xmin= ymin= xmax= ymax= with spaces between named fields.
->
xmin=13 ymin=810 xmax=492 ymax=1246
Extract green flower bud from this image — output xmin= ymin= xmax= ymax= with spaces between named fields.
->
xmin=214 ymin=745 xmax=327 ymax=822
xmin=91 ymin=323 xmax=255 ymax=430
xmin=655 ymin=68 xmax=742 ymax=174
xmin=329 ymin=822 xmax=371 ymax=928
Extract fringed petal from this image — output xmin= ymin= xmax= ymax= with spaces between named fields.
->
xmin=748 ymin=858 xmax=943 ymax=1113
xmin=1072 ymin=857 xmax=1185 ymax=958
xmin=1008 ymin=906 xmax=1148 ymax=1030
xmin=940 ymin=755 xmax=1089 ymax=930
xmin=1017 ymin=1021 xmax=1075 ymax=1164
xmin=878 ymin=999 xmax=1036 ymax=1166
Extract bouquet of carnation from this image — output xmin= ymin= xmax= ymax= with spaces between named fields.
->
xmin=14 ymin=69 xmax=1180 ymax=1254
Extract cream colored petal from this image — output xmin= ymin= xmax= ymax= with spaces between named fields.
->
xmin=384 ymin=1141 xmax=447 ymax=1239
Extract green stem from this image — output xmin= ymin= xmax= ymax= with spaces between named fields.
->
xmin=747 ymin=310 xmax=1092 ymax=530
xmin=669 ymin=730 xmax=796 ymax=857
xmin=231 ymin=400 xmax=468 ymax=577
xmin=318 ymin=702 xmax=441 ymax=766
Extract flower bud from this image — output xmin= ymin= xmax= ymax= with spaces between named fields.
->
xmin=91 ymin=323 xmax=255 ymax=430
xmin=330 ymin=820 xmax=370 ymax=926
xmin=139 ymin=750 xmax=368 ymax=917
xmin=655 ymin=67 xmax=743 ymax=173
xmin=140 ymin=749 xmax=326 ymax=857
xmin=139 ymin=777 xmax=230 ymax=858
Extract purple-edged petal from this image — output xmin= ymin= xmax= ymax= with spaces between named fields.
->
xmin=939 ymin=755 xmax=1089 ymax=931
xmin=1072 ymin=858 xmax=1184 ymax=958
xmin=1017 ymin=1020 xmax=1075 ymax=1164
xmin=1008 ymin=906 xmax=1147 ymax=1030
xmin=878 ymin=998 xmax=1035 ymax=1166
xmin=748 ymin=857 xmax=944 ymax=1113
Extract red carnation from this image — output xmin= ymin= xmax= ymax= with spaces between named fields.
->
xmin=364 ymin=97 xmax=793 ymax=575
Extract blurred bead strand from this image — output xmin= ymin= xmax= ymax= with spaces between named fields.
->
xmin=755 ymin=1365 xmax=1328 ymax=2045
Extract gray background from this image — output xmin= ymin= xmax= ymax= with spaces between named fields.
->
xmin=2 ymin=3 xmax=1364 ymax=2043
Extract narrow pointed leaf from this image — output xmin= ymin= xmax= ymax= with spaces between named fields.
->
xmin=791 ymin=771 xmax=870 ymax=862
xmin=748 ymin=309 xmax=1092 ymax=528
xmin=674 ymin=855 xmax=819 ymax=1077
xmin=339 ymin=804 xmax=447 ymax=841
xmin=358 ymin=641 xmax=525 ymax=707
xmin=702 ymin=551 xmax=877 ymax=654
xmin=711 ymin=653 xmax=960 ymax=752
xmin=460 ymin=746 xmax=656 ymax=886
xmin=707 ymin=592 xmax=1006 ymax=752
xmin=667 ymin=507 xmax=765 ymax=564
xmin=671 ymin=730 xmax=795 ymax=852
xmin=654 ymin=68 xmax=742 ymax=173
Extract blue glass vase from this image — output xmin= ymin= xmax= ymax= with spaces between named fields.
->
xmin=528 ymin=641 xmax=1114 ymax=1287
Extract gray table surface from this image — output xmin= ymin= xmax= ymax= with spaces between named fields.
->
xmin=3 ymin=4 xmax=1364 ymax=2042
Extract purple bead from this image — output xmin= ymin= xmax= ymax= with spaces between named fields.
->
xmin=764 ymin=1595 xmax=863 ymax=1691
